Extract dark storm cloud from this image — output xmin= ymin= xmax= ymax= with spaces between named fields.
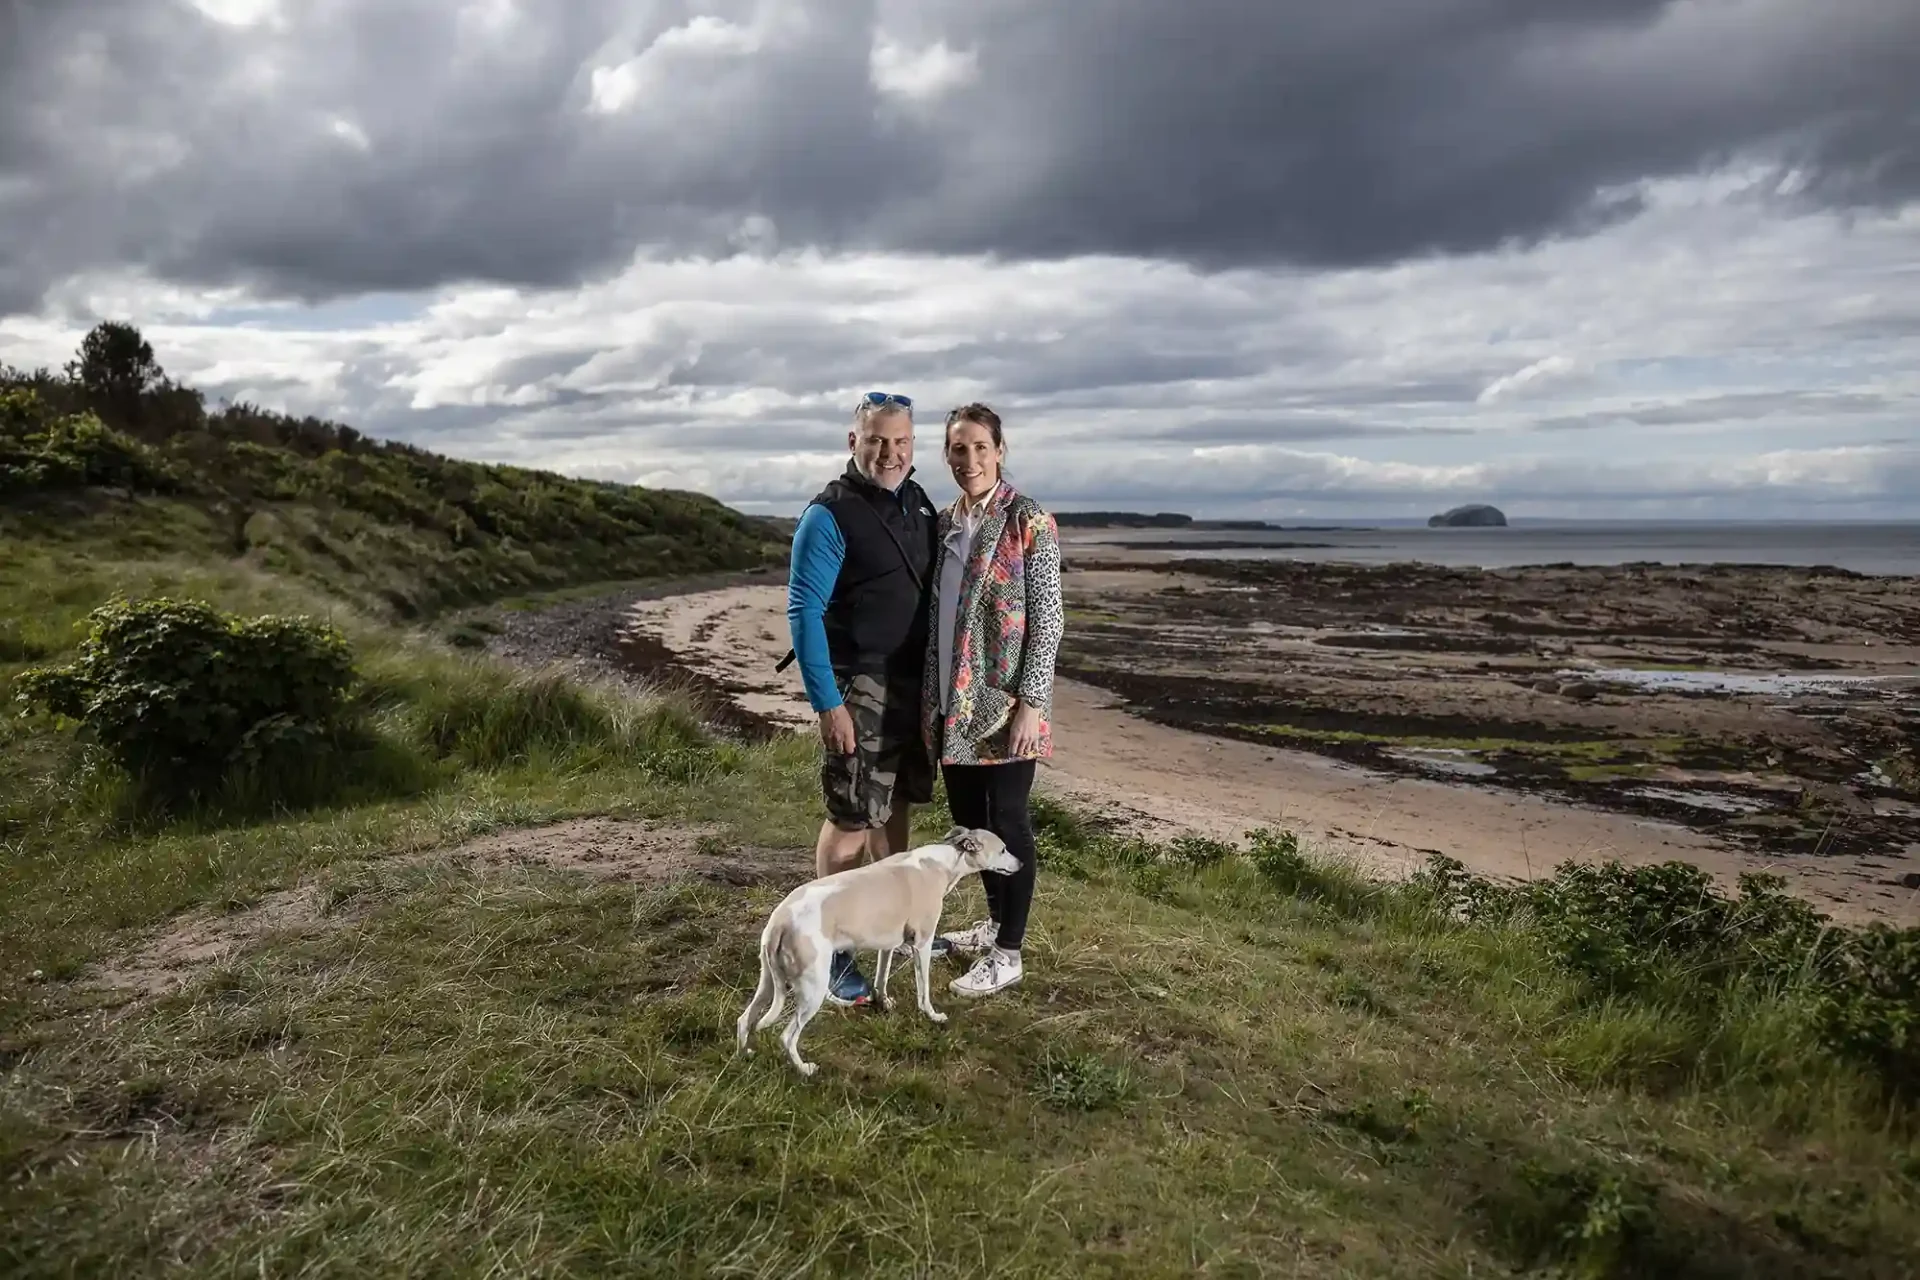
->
xmin=2 ymin=0 xmax=1916 ymax=311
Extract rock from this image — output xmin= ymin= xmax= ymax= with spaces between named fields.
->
xmin=1428 ymin=503 xmax=1508 ymax=528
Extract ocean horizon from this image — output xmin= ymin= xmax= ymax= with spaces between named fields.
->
xmin=1060 ymin=519 xmax=1920 ymax=576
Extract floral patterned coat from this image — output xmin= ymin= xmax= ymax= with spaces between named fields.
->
xmin=921 ymin=479 xmax=1065 ymax=766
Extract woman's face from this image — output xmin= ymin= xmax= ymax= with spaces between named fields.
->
xmin=946 ymin=421 xmax=1004 ymax=502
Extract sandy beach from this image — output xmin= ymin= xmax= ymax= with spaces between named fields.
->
xmin=609 ymin=553 xmax=1920 ymax=926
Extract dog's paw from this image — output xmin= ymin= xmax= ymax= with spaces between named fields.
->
xmin=795 ymin=1060 xmax=818 ymax=1078
xmin=925 ymin=1010 xmax=948 ymax=1024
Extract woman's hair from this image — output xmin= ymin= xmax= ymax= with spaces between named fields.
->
xmin=944 ymin=402 xmax=1003 ymax=448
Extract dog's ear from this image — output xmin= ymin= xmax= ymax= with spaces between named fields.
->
xmin=953 ymin=830 xmax=982 ymax=857
xmin=942 ymin=824 xmax=969 ymax=844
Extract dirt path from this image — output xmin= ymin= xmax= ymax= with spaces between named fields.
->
xmin=621 ymin=585 xmax=1920 ymax=924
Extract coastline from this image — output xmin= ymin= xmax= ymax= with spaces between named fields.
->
xmin=548 ymin=556 xmax=1920 ymax=926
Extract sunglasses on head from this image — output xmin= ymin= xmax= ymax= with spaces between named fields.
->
xmin=858 ymin=390 xmax=912 ymax=411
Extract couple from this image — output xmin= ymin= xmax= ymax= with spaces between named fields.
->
xmin=785 ymin=393 xmax=1064 ymax=1007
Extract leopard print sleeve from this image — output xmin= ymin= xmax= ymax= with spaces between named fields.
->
xmin=1014 ymin=498 xmax=1064 ymax=711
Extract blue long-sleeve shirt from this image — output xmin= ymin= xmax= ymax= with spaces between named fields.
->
xmin=786 ymin=503 xmax=846 ymax=711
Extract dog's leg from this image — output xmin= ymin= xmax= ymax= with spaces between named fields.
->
xmin=913 ymin=928 xmax=946 ymax=1024
xmin=872 ymin=944 xmax=894 ymax=1010
xmin=781 ymin=955 xmax=830 ymax=1077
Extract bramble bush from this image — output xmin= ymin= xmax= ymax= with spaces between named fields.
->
xmin=12 ymin=597 xmax=357 ymax=808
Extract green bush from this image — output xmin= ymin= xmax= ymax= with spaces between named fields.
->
xmin=12 ymin=596 xmax=357 ymax=806
xmin=0 ymin=388 xmax=176 ymax=496
xmin=1167 ymin=833 xmax=1234 ymax=868
xmin=1409 ymin=851 xmax=1917 ymax=1096
xmin=1817 ymin=924 xmax=1920 ymax=1091
xmin=1246 ymin=827 xmax=1310 ymax=888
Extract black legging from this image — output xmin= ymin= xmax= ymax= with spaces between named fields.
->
xmin=942 ymin=760 xmax=1038 ymax=950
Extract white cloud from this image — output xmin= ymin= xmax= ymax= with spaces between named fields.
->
xmin=1477 ymin=355 xmax=1588 ymax=403
xmin=326 ymin=117 xmax=371 ymax=151
xmin=188 ymin=0 xmax=283 ymax=29
xmin=588 ymin=16 xmax=767 ymax=115
xmin=869 ymin=34 xmax=978 ymax=103
xmin=6 ymin=170 xmax=1918 ymax=519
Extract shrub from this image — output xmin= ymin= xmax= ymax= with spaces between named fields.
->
xmin=1167 ymin=833 xmax=1234 ymax=869
xmin=1816 ymin=924 xmax=1920 ymax=1093
xmin=1406 ymin=851 xmax=1918 ymax=1097
xmin=12 ymin=597 xmax=357 ymax=806
xmin=1246 ymin=827 xmax=1311 ymax=890
xmin=0 ymin=388 xmax=176 ymax=496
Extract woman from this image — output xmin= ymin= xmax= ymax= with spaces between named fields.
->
xmin=922 ymin=402 xmax=1065 ymax=997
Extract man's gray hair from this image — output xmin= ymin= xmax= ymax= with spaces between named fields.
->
xmin=852 ymin=399 xmax=912 ymax=428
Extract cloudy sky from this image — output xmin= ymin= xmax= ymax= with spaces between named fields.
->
xmin=2 ymin=0 xmax=1917 ymax=519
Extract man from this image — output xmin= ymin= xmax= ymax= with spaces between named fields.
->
xmin=784 ymin=391 xmax=948 ymax=1006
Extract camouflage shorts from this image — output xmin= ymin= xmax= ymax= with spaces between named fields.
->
xmin=821 ymin=670 xmax=934 ymax=831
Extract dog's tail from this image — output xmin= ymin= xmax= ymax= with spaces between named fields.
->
xmin=736 ymin=917 xmax=789 ymax=1051
xmin=756 ymin=918 xmax=793 ymax=1031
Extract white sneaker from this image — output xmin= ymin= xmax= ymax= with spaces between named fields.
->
xmin=949 ymin=949 xmax=1022 ymax=998
xmin=940 ymin=918 xmax=999 ymax=956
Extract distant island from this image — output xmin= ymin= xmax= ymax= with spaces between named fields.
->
xmin=1428 ymin=503 xmax=1508 ymax=528
xmin=1053 ymin=511 xmax=1199 ymax=528
xmin=1054 ymin=511 xmax=1273 ymax=531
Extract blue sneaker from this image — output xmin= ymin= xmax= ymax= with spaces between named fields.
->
xmin=827 ymin=950 xmax=873 ymax=1007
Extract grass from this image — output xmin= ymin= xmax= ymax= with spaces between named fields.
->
xmin=4 ymin=471 xmax=1919 ymax=1275
xmin=4 ymin=350 xmax=787 ymax=623
xmin=5 ymin=732 xmax=1917 ymax=1275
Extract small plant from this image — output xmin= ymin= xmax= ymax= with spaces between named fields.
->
xmin=1484 ymin=1160 xmax=1663 ymax=1277
xmin=1326 ymin=1091 xmax=1429 ymax=1149
xmin=13 ymin=596 xmax=356 ymax=807
xmin=1033 ymin=830 xmax=1092 ymax=879
xmin=1167 ymin=833 xmax=1234 ymax=869
xmin=1410 ymin=852 xmax=1517 ymax=923
xmin=1246 ymin=827 xmax=1309 ymax=889
xmin=1031 ymin=1048 xmax=1135 ymax=1112
xmin=1128 ymin=861 xmax=1177 ymax=901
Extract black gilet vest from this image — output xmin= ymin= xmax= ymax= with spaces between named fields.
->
xmin=810 ymin=461 xmax=937 ymax=677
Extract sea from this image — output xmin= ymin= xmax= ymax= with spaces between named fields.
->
xmin=1063 ymin=521 xmax=1920 ymax=577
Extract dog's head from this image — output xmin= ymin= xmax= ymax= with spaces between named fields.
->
xmin=944 ymin=824 xmax=1019 ymax=875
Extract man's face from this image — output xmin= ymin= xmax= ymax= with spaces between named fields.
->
xmin=849 ymin=407 xmax=914 ymax=490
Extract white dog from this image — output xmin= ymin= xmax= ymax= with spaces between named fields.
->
xmin=735 ymin=825 xmax=1019 ymax=1075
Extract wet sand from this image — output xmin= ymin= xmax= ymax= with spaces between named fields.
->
xmin=614 ymin=567 xmax=1920 ymax=925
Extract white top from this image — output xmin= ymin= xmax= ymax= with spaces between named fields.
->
xmin=936 ymin=501 xmax=984 ymax=715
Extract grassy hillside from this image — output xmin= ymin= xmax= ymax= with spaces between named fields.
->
xmin=3 ymin=326 xmax=785 ymax=623
xmin=2 ymin=328 xmax=1918 ymax=1276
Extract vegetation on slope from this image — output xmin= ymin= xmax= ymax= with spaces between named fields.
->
xmin=2 ymin=322 xmax=785 ymax=620
xmin=0 ymin=334 xmax=1917 ymax=1275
